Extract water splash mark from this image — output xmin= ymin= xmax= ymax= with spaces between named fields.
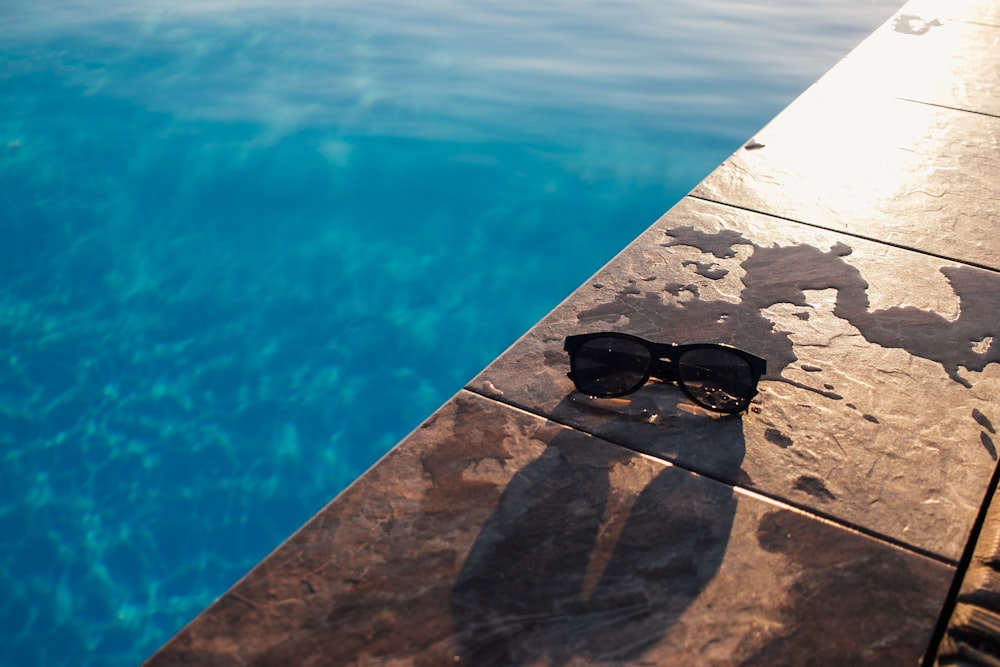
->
xmin=973 ymin=409 xmax=996 ymax=434
xmin=892 ymin=14 xmax=942 ymax=36
xmin=661 ymin=226 xmax=1000 ymax=388
xmin=980 ymin=432 xmax=997 ymax=461
xmin=973 ymin=410 xmax=996 ymax=460
xmin=664 ymin=282 xmax=699 ymax=298
xmin=794 ymin=475 xmax=836 ymax=502
xmin=619 ymin=279 xmax=642 ymax=296
xmin=623 ymin=226 xmax=1000 ymax=392
xmin=777 ymin=378 xmax=844 ymax=401
xmin=661 ymin=226 xmax=747 ymax=259
xmin=764 ymin=428 xmax=793 ymax=449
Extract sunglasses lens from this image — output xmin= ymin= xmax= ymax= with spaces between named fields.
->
xmin=571 ymin=336 xmax=651 ymax=397
xmin=678 ymin=348 xmax=755 ymax=412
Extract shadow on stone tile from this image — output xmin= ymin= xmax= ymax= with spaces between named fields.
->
xmin=142 ymin=390 xmax=952 ymax=666
xmin=738 ymin=508 xmax=949 ymax=666
xmin=451 ymin=400 xmax=745 ymax=666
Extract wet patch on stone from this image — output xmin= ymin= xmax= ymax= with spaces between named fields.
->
xmin=751 ymin=509 xmax=950 ymax=666
xmin=664 ymin=282 xmax=699 ymax=298
xmin=765 ymin=428 xmax=794 ymax=449
xmin=893 ymin=14 xmax=942 ymax=35
xmin=682 ymin=260 xmax=729 ymax=280
xmin=974 ymin=408 xmax=996 ymax=434
xmin=793 ymin=476 xmax=836 ymax=502
xmin=981 ymin=432 xmax=997 ymax=461
xmin=660 ymin=225 xmax=1000 ymax=387
xmin=661 ymin=226 xmax=745 ymax=259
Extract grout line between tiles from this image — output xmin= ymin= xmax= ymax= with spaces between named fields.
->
xmin=896 ymin=95 xmax=1000 ymax=121
xmin=919 ymin=443 xmax=1000 ymax=666
xmin=685 ymin=194 xmax=1000 ymax=274
xmin=462 ymin=386 xmax=959 ymax=569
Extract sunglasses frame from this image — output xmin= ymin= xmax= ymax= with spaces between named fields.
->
xmin=564 ymin=332 xmax=767 ymax=413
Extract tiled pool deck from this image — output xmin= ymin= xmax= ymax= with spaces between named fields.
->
xmin=143 ymin=0 xmax=1000 ymax=664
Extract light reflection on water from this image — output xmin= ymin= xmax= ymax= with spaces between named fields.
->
xmin=5 ymin=0 xmax=899 ymax=139
xmin=0 ymin=1 xmax=902 ymax=665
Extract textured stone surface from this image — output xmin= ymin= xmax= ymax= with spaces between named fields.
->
xmin=692 ymin=88 xmax=1000 ymax=270
xmin=144 ymin=391 xmax=951 ymax=667
xmin=472 ymin=196 xmax=1000 ymax=562
xmin=833 ymin=10 xmax=1000 ymax=116
xmin=693 ymin=2 xmax=1000 ymax=270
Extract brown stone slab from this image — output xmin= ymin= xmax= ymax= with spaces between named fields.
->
xmin=831 ymin=6 xmax=1000 ymax=117
xmin=692 ymin=80 xmax=1000 ymax=270
xmin=471 ymin=196 xmax=1000 ymax=561
xmin=143 ymin=390 xmax=951 ymax=667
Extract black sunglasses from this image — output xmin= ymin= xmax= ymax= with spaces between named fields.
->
xmin=564 ymin=332 xmax=767 ymax=414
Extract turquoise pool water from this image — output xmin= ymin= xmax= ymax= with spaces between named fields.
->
xmin=1 ymin=1 xmax=902 ymax=664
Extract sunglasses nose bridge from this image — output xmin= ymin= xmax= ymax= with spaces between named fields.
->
xmin=650 ymin=357 xmax=676 ymax=381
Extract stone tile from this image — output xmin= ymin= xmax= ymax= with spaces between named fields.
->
xmin=693 ymin=0 xmax=1000 ymax=269
xmin=471 ymin=196 xmax=1000 ymax=561
xmin=143 ymin=391 xmax=951 ymax=667
xmin=692 ymin=87 xmax=1000 ymax=270
xmin=830 ymin=6 xmax=1000 ymax=117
